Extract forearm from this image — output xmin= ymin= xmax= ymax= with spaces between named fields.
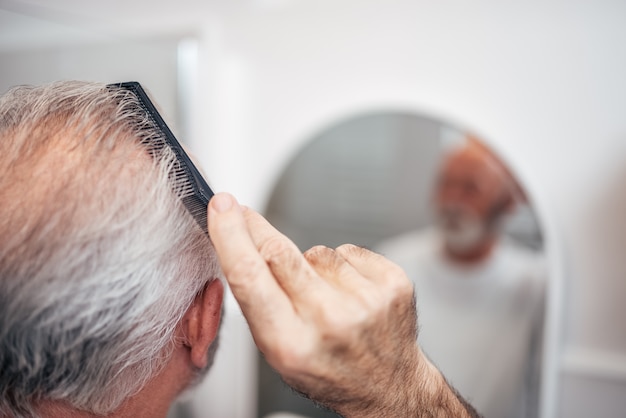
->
xmin=410 ymin=357 xmax=481 ymax=418
xmin=338 ymin=349 xmax=481 ymax=418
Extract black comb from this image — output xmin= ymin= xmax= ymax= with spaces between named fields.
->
xmin=108 ymin=81 xmax=214 ymax=235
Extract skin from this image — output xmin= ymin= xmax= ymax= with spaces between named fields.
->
xmin=434 ymin=140 xmax=515 ymax=264
xmin=35 ymin=279 xmax=224 ymax=418
xmin=28 ymin=136 xmax=225 ymax=418
xmin=34 ymin=188 xmax=480 ymax=418
xmin=33 ymin=191 xmax=479 ymax=418
xmin=207 ymin=192 xmax=480 ymax=418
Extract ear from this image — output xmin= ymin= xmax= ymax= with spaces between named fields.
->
xmin=182 ymin=279 xmax=224 ymax=369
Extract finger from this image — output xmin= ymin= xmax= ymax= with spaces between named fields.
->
xmin=207 ymin=193 xmax=294 ymax=338
xmin=303 ymin=245 xmax=372 ymax=293
xmin=241 ymin=208 xmax=328 ymax=303
xmin=335 ymin=244 xmax=411 ymax=289
xmin=335 ymin=244 xmax=417 ymax=330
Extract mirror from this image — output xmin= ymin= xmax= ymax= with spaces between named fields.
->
xmin=260 ymin=112 xmax=546 ymax=418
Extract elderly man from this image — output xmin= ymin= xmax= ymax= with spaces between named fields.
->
xmin=0 ymin=81 xmax=479 ymax=418
xmin=377 ymin=139 xmax=545 ymax=418
xmin=0 ymin=81 xmax=225 ymax=418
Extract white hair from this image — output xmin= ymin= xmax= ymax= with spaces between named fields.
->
xmin=0 ymin=81 xmax=221 ymax=417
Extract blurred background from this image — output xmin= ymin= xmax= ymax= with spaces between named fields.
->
xmin=1 ymin=0 xmax=626 ymax=417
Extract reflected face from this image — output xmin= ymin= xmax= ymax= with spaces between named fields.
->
xmin=434 ymin=145 xmax=510 ymax=251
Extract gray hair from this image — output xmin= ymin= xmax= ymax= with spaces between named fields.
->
xmin=0 ymin=81 xmax=221 ymax=417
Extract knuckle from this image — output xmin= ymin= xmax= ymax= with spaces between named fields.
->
xmin=304 ymin=246 xmax=345 ymax=274
xmin=335 ymin=243 xmax=366 ymax=257
xmin=303 ymin=245 xmax=333 ymax=262
xmin=258 ymin=235 xmax=293 ymax=263
xmin=381 ymin=263 xmax=410 ymax=287
xmin=395 ymin=274 xmax=415 ymax=298
xmin=366 ymin=264 xmax=414 ymax=308
xmin=225 ymin=255 xmax=266 ymax=288
xmin=335 ymin=243 xmax=355 ymax=253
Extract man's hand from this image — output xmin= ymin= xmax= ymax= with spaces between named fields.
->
xmin=207 ymin=193 xmax=479 ymax=418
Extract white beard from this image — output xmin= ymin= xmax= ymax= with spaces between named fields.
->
xmin=436 ymin=204 xmax=490 ymax=254
xmin=440 ymin=217 xmax=487 ymax=253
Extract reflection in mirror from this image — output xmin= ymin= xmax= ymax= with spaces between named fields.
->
xmin=260 ymin=112 xmax=546 ymax=418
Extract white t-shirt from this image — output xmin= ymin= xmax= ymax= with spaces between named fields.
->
xmin=376 ymin=228 xmax=545 ymax=418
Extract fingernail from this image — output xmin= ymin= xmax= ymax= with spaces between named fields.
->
xmin=211 ymin=193 xmax=234 ymax=213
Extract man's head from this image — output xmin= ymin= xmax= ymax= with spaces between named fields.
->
xmin=433 ymin=137 xmax=518 ymax=262
xmin=0 ymin=81 xmax=223 ymax=417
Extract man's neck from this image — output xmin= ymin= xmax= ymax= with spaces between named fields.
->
xmin=36 ymin=387 xmax=174 ymax=418
xmin=444 ymin=237 xmax=497 ymax=265
xmin=35 ymin=347 xmax=193 ymax=418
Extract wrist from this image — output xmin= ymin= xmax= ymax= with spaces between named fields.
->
xmin=408 ymin=348 xmax=481 ymax=418
xmin=338 ymin=347 xmax=480 ymax=418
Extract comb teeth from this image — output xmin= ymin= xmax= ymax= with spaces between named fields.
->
xmin=182 ymin=195 xmax=209 ymax=235
xmin=108 ymin=81 xmax=214 ymax=236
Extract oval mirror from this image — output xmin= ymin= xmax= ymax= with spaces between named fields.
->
xmin=259 ymin=111 xmax=547 ymax=418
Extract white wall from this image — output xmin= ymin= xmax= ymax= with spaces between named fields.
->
xmin=0 ymin=39 xmax=181 ymax=132
xmin=193 ymin=1 xmax=626 ymax=417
